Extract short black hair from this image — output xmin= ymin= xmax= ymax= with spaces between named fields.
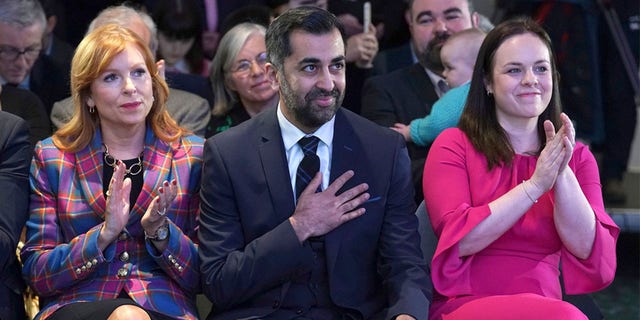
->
xmin=265 ymin=6 xmax=345 ymax=71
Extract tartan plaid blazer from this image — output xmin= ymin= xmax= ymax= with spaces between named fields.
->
xmin=21 ymin=127 xmax=203 ymax=319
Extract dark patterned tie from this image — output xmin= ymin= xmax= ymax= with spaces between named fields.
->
xmin=295 ymin=136 xmax=320 ymax=200
xmin=437 ymin=79 xmax=450 ymax=95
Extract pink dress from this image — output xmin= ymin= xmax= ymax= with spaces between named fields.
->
xmin=423 ymin=128 xmax=619 ymax=320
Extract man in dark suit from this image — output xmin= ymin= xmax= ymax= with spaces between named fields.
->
xmin=0 ymin=111 xmax=31 ymax=320
xmin=199 ymin=7 xmax=430 ymax=320
xmin=0 ymin=0 xmax=69 ymax=116
xmin=361 ymin=0 xmax=478 ymax=203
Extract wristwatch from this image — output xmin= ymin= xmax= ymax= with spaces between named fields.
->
xmin=145 ymin=222 xmax=169 ymax=241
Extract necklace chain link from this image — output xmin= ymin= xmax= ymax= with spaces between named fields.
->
xmin=103 ymin=143 xmax=143 ymax=176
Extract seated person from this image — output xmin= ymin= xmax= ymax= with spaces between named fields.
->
xmin=0 ymin=111 xmax=31 ymax=320
xmin=153 ymin=0 xmax=211 ymax=77
xmin=423 ymin=17 xmax=618 ymax=320
xmin=50 ymin=5 xmax=211 ymax=137
xmin=391 ymin=28 xmax=485 ymax=146
xmin=21 ymin=24 xmax=202 ymax=320
xmin=198 ymin=7 xmax=430 ymax=320
xmin=206 ymin=22 xmax=279 ymax=137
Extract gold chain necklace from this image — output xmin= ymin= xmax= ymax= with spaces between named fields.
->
xmin=103 ymin=143 xmax=143 ymax=176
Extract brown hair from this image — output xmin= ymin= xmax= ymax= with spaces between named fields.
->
xmin=53 ymin=24 xmax=186 ymax=152
xmin=458 ymin=17 xmax=562 ymax=169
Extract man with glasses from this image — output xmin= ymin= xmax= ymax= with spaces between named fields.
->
xmin=0 ymin=0 xmax=69 ymax=116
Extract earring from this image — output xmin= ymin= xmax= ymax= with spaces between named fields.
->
xmin=89 ymin=106 xmax=95 ymax=113
xmin=486 ymin=90 xmax=493 ymax=96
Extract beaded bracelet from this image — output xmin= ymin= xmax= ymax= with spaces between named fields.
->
xmin=521 ymin=180 xmax=538 ymax=204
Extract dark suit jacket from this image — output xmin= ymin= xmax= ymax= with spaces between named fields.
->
xmin=372 ymin=42 xmax=413 ymax=76
xmin=361 ymin=63 xmax=438 ymax=203
xmin=30 ymin=54 xmax=71 ymax=116
xmin=1 ymin=85 xmax=51 ymax=147
xmin=0 ymin=111 xmax=30 ymax=320
xmin=199 ymin=107 xmax=431 ymax=320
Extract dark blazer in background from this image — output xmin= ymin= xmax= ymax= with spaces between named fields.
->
xmin=30 ymin=54 xmax=71 ymax=116
xmin=199 ymin=107 xmax=431 ymax=320
xmin=372 ymin=42 xmax=414 ymax=76
xmin=0 ymin=111 xmax=31 ymax=320
xmin=1 ymin=85 xmax=51 ymax=147
xmin=361 ymin=63 xmax=439 ymax=203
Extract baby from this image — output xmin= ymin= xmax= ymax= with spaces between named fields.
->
xmin=392 ymin=28 xmax=486 ymax=145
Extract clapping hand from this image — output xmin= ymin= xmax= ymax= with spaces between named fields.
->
xmin=99 ymin=161 xmax=132 ymax=249
xmin=529 ymin=113 xmax=575 ymax=194
xmin=141 ymin=179 xmax=178 ymax=236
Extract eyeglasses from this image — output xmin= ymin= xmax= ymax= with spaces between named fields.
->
xmin=230 ymin=52 xmax=268 ymax=77
xmin=0 ymin=45 xmax=42 ymax=62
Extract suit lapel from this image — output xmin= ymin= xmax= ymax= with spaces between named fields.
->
xmin=325 ymin=110 xmax=365 ymax=271
xmin=129 ymin=128 xmax=172 ymax=229
xmin=258 ymin=110 xmax=296 ymax=222
xmin=75 ymin=130 xmax=107 ymax=220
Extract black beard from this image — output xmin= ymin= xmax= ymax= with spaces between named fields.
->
xmin=280 ymin=75 xmax=343 ymax=130
xmin=419 ymin=33 xmax=450 ymax=75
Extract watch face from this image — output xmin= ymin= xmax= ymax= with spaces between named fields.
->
xmin=156 ymin=225 xmax=169 ymax=241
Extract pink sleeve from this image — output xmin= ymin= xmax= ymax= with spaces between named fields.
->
xmin=561 ymin=144 xmax=619 ymax=294
xmin=422 ymin=129 xmax=491 ymax=294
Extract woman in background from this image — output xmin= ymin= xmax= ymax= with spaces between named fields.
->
xmin=423 ymin=17 xmax=618 ymax=320
xmin=153 ymin=0 xmax=211 ymax=77
xmin=21 ymin=24 xmax=202 ymax=320
xmin=206 ymin=22 xmax=279 ymax=137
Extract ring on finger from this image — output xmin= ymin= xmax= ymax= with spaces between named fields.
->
xmin=156 ymin=207 xmax=166 ymax=216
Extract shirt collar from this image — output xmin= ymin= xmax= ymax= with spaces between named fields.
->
xmin=277 ymin=103 xmax=335 ymax=151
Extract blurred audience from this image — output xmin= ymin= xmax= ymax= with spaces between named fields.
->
xmin=391 ymin=28 xmax=485 ymax=146
xmin=39 ymin=0 xmax=74 ymax=71
xmin=594 ymin=0 xmax=638 ymax=204
xmin=50 ymin=4 xmax=211 ymax=137
xmin=0 ymin=0 xmax=69 ymax=116
xmin=206 ymin=22 xmax=278 ymax=137
xmin=153 ymin=0 xmax=211 ymax=77
xmin=219 ymin=4 xmax=273 ymax=36
xmin=361 ymin=0 xmax=479 ymax=204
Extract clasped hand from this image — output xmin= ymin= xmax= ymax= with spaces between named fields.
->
xmin=290 ymin=170 xmax=369 ymax=242
xmin=529 ymin=112 xmax=576 ymax=194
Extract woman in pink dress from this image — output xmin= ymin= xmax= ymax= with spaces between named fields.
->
xmin=423 ymin=17 xmax=619 ymax=320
